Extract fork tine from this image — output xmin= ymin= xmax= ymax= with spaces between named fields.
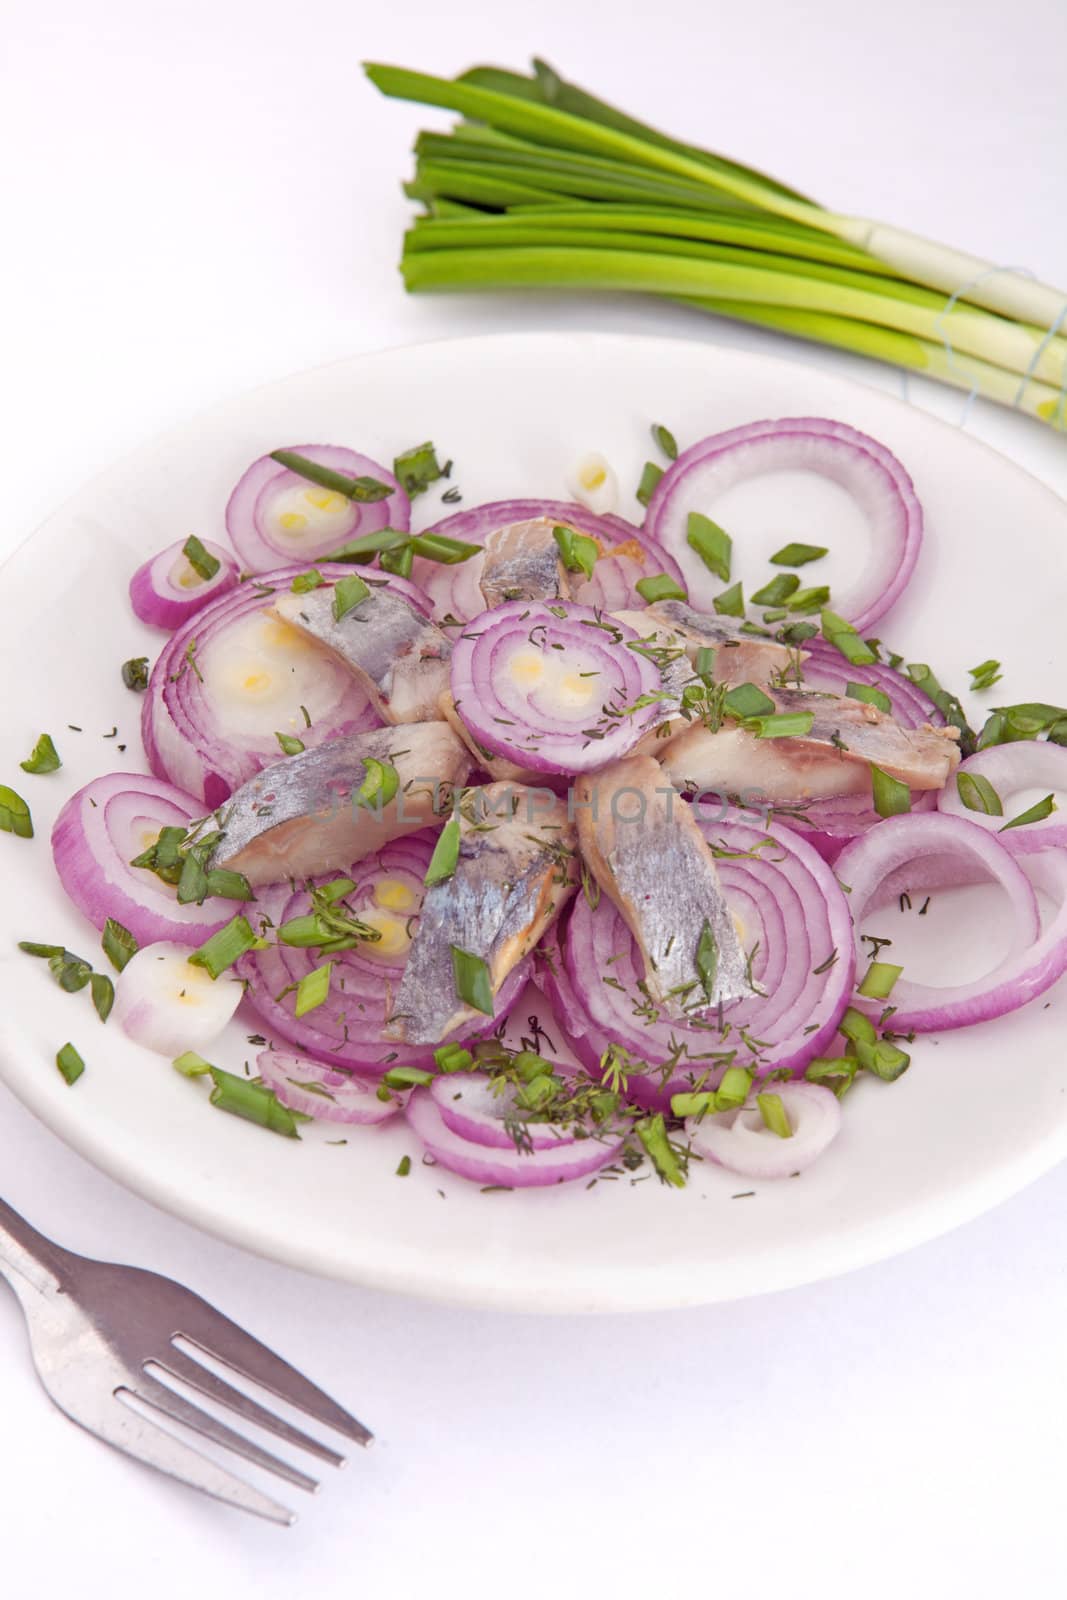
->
xmin=104 ymin=1396 xmax=294 ymax=1524
xmin=154 ymin=1347 xmax=345 ymax=1468
xmin=175 ymin=1314 xmax=373 ymax=1446
xmin=127 ymin=1374 xmax=320 ymax=1493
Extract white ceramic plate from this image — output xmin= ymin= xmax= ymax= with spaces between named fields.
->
xmin=2 ymin=332 xmax=1066 ymax=1314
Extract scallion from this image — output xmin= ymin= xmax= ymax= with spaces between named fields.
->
xmin=686 ymin=511 xmax=731 ymax=583
xmin=634 ymin=572 xmax=687 ymax=603
xmin=294 ymin=961 xmax=334 ymax=1017
xmin=821 ymin=609 xmax=876 ymax=666
xmin=1000 ymin=793 xmax=1056 ymax=831
xmin=357 ymin=757 xmax=399 ymax=810
xmin=651 ymin=422 xmax=678 ymax=460
xmin=552 ymin=523 xmax=599 ymax=579
xmin=723 ymin=682 xmax=776 ymax=719
xmin=770 ymin=542 xmax=828 ymax=567
xmin=870 ymin=764 xmax=912 ymax=817
xmin=857 ymin=961 xmax=903 ymax=1000
xmin=275 ymin=731 xmax=306 ymax=756
xmin=182 ymin=535 xmax=221 ymax=582
xmin=450 ymin=946 xmax=494 ymax=1014
xmin=0 ymin=785 xmax=33 ymax=839
xmin=757 ymin=1092 xmax=792 ymax=1138
xmin=635 ymin=461 xmax=663 ymax=507
xmin=102 ymin=917 xmax=138 ymax=973
xmin=270 ymin=448 xmax=393 ymax=503
xmin=424 ymin=817 xmax=460 ymax=885
xmin=750 ymin=573 xmax=799 ymax=607
xmin=635 ymin=1113 xmax=686 ymax=1187
xmin=121 ymin=656 xmax=150 ymax=692
xmin=333 ymin=573 xmax=371 ymax=621
xmin=845 ymin=681 xmax=891 ymax=714
xmin=187 ymin=915 xmax=263 ymax=979
xmin=712 ymin=581 xmax=744 ymax=617
xmin=20 ymin=734 xmax=61 ymax=775
xmin=393 ymin=440 xmax=446 ymax=497
xmin=207 ymin=1066 xmax=301 ymax=1137
xmin=956 ymin=770 xmax=1003 ymax=816
xmin=56 ymin=1043 xmax=85 ymax=1086
xmin=969 ymin=658 xmax=1003 ymax=692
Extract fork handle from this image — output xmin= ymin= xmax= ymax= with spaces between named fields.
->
xmin=0 ymin=1197 xmax=72 ymax=1299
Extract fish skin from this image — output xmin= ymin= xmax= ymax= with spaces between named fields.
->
xmin=272 ymin=582 xmax=452 ymax=724
xmin=385 ymin=784 xmax=577 ymax=1045
xmin=209 ymin=723 xmax=471 ymax=886
xmin=478 ymin=517 xmax=573 ymax=609
xmin=640 ymin=599 xmax=804 ymax=686
xmin=575 ymin=757 xmax=750 ymax=1018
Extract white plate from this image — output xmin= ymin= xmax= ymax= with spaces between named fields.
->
xmin=2 ymin=332 xmax=1066 ymax=1314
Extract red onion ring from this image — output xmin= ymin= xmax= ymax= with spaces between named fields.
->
xmin=938 ymin=742 xmax=1067 ymax=853
xmin=129 ymin=539 xmax=239 ymax=630
xmin=51 ymin=771 xmax=242 ymax=946
xmin=685 ymin=1082 xmax=842 ymax=1178
xmin=225 ymin=445 xmax=409 ymax=572
xmin=644 ymin=418 xmax=923 ymax=631
xmin=430 ymin=1070 xmax=581 ymax=1151
xmin=255 ymin=1049 xmax=405 ymax=1124
xmin=405 ymin=1086 xmax=623 ymax=1187
xmin=800 ymin=640 xmax=945 ymax=729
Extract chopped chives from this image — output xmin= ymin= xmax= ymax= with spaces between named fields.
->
xmin=870 ymin=764 xmax=912 ymax=817
xmin=424 ymin=817 xmax=460 ymax=885
xmin=396 ymin=1154 xmax=412 ymax=1176
xmin=636 ymin=1113 xmax=686 ymax=1187
xmin=821 ymin=609 xmax=876 ymax=666
xmin=270 ymin=448 xmax=393 ymax=502
xmin=723 ymin=681 xmax=776 ymax=719
xmin=383 ymin=1065 xmax=435 ymax=1089
xmin=786 ymin=584 xmax=831 ymax=615
xmin=747 ymin=711 xmax=815 ymax=739
xmin=187 ymin=914 xmax=263 ymax=979
xmin=844 ymin=681 xmax=891 ymax=714
xmin=433 ymin=1043 xmax=474 ymax=1073
xmin=750 ymin=573 xmax=800 ymax=607
xmin=956 ymin=770 xmax=1003 ymax=816
xmin=409 ymin=533 xmax=482 ymax=564
xmin=173 ymin=1050 xmax=213 ymax=1077
xmin=715 ymin=1066 xmax=754 ymax=1109
xmin=853 ymin=1038 xmax=911 ymax=1081
xmin=102 ymin=918 xmax=139 ymax=973
xmin=290 ymin=568 xmax=325 ymax=593
xmin=712 ymin=581 xmax=744 ymax=617
xmin=204 ymin=867 xmax=254 ymax=901
xmin=693 ymin=646 xmax=716 ymax=684
xmin=757 ymin=1092 xmax=793 ymax=1138
xmin=294 ymin=961 xmax=334 ymax=1017
xmin=686 ymin=512 xmax=731 ymax=583
xmin=207 ymin=1067 xmax=301 ymax=1137
xmin=56 ymin=1043 xmax=85 ymax=1086
xmin=552 ymin=523 xmax=599 ymax=579
xmin=857 ymin=961 xmax=903 ymax=1000
xmin=20 ymin=734 xmax=61 ymax=775
xmin=634 ymin=572 xmax=687 ymax=604
xmin=969 ymin=658 xmax=1003 ymax=691
xmin=651 ymin=422 xmax=678 ymax=460
xmin=1000 ymin=793 xmax=1056 ymax=831
xmin=121 ymin=656 xmax=150 ymax=692
xmin=0 ymin=785 xmax=33 ymax=839
xmin=450 ymin=946 xmax=494 ymax=1015
xmin=90 ymin=973 xmax=115 ymax=1023
xmin=838 ymin=1006 xmax=877 ymax=1046
xmin=182 ymin=535 xmax=221 ymax=582
xmin=694 ymin=918 xmax=718 ymax=1002
xmin=393 ymin=440 xmax=445 ymax=498
xmin=770 ymin=542 xmax=828 ymax=567
xmin=317 ymin=876 xmax=356 ymax=904
xmin=357 ymin=756 xmax=399 ymax=810
xmin=670 ymin=1089 xmax=717 ymax=1118
xmin=323 ymin=526 xmax=410 ymax=563
xmin=804 ymin=1056 xmax=859 ymax=1094
xmin=635 ymin=460 xmax=663 ymax=507
xmin=380 ymin=541 xmax=415 ymax=579
xmin=778 ymin=620 xmax=818 ymax=645
xmin=333 ymin=573 xmax=371 ymax=621
xmin=276 ymin=914 xmax=335 ymax=947
xmin=275 ymin=731 xmax=306 ymax=756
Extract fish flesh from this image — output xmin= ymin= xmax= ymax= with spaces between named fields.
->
xmin=574 ymin=756 xmax=751 ymax=1018
xmin=210 ymin=723 xmax=471 ymax=886
xmin=478 ymin=516 xmax=573 ymax=609
xmin=272 ymin=581 xmax=451 ymax=724
xmin=660 ymin=687 xmax=960 ymax=803
xmin=626 ymin=599 xmax=804 ymax=686
xmin=385 ymin=784 xmax=577 ymax=1044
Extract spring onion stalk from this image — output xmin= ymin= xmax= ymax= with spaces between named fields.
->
xmin=366 ymin=59 xmax=1067 ymax=431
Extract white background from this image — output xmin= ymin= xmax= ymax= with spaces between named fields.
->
xmin=2 ymin=1 xmax=1066 ymax=1593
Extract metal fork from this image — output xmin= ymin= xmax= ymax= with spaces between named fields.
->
xmin=0 ymin=1196 xmax=372 ymax=1524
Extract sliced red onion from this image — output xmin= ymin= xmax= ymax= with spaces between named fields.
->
xmin=405 ymin=1087 xmax=623 ymax=1187
xmin=51 ymin=772 xmax=242 ymax=946
xmin=115 ymin=942 xmax=242 ymax=1055
xmin=142 ymin=563 xmax=381 ymax=806
xmin=563 ymin=811 xmax=855 ymax=1107
xmin=237 ymin=831 xmax=529 ymax=1071
xmin=449 ymin=600 xmax=665 ymax=775
xmin=255 ymin=1049 xmax=405 ymax=1124
xmin=225 ymin=445 xmax=409 ymax=572
xmin=644 ymin=418 xmax=923 ymax=631
xmin=129 ymin=539 xmax=239 ymax=630
xmin=800 ymin=640 xmax=945 ymax=729
xmin=685 ymin=1083 xmax=842 ymax=1179
xmin=938 ymin=742 xmax=1067 ymax=853
xmin=833 ymin=813 xmax=1067 ymax=1030
xmin=410 ymin=499 xmax=685 ymax=622
xmin=430 ymin=1070 xmax=580 ymax=1151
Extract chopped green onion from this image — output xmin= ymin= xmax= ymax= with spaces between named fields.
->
xmin=870 ymin=764 xmax=912 ymax=817
xmin=175 ymin=851 xmax=209 ymax=906
xmin=173 ymin=1050 xmax=213 ymax=1077
xmin=956 ymin=771 xmax=1003 ymax=816
xmin=383 ymin=1065 xmax=435 ymax=1089
xmin=182 ymin=535 xmax=221 ymax=582
xmin=635 ymin=1113 xmax=686 ymax=1187
xmin=969 ymin=658 xmax=1003 ymax=692
xmin=276 ymin=914 xmax=334 ymax=947
xmin=670 ymin=1089 xmax=717 ymax=1118
xmin=379 ymin=541 xmax=415 ymax=579
xmin=290 ymin=568 xmax=326 ymax=593
xmin=393 ymin=440 xmax=445 ymax=498
xmin=712 ymin=581 xmax=744 ymax=617
xmin=839 ymin=1006 xmax=877 ymax=1046
xmin=715 ymin=1066 xmax=754 ymax=1109
xmin=821 ymin=609 xmax=876 ymax=666
xmin=651 ymin=422 xmax=678 ymax=460
xmin=634 ymin=572 xmax=687 ymax=603
xmin=694 ymin=918 xmax=718 ymax=1002
xmin=786 ymin=584 xmax=831 ymax=615
xmin=757 ymin=1091 xmax=792 ymax=1138
xmin=1000 ymin=793 xmax=1056 ymax=831
xmin=750 ymin=573 xmax=800 ymax=607
xmin=121 ymin=655 xmax=150 ymax=692
xmin=857 ymin=961 xmax=903 ymax=1000
xmin=770 ymin=542 xmax=828 ymax=567
xmin=433 ymin=1043 xmax=474 ymax=1073
xmin=207 ymin=1066 xmax=301 ymax=1137
xmin=747 ymin=711 xmax=815 ymax=739
xmin=0 ymin=785 xmax=33 ymax=839
xmin=275 ymin=731 xmax=305 ymax=756
xmin=90 ymin=973 xmax=114 ymax=1022
xmin=317 ymin=876 xmax=356 ymax=904
xmin=905 ymin=663 xmax=975 ymax=753
xmin=204 ymin=867 xmax=254 ymax=901
xmin=723 ymin=681 xmax=776 ymax=719
xmin=778 ymin=620 xmax=819 ymax=646
xmin=450 ymin=946 xmax=494 ymax=1014
xmin=804 ymin=1056 xmax=860 ymax=1095
xmin=322 ymin=526 xmax=411 ymax=564
xmin=693 ymin=646 xmax=716 ymax=685
xmin=20 ymin=734 xmax=61 ymax=775
xmin=424 ymin=818 xmax=460 ymax=886
xmin=853 ymin=1038 xmax=911 ymax=1081
xmin=333 ymin=573 xmax=371 ymax=621
xmin=21 ymin=943 xmax=95 ymax=992
xmin=292 ymin=961 xmax=334 ymax=1017
xmin=17 ymin=940 xmax=63 ymax=959
xmin=187 ymin=914 xmax=263 ymax=979
xmin=552 ymin=523 xmax=599 ymax=579
xmin=56 ymin=1043 xmax=85 ymax=1086
xmin=408 ymin=533 xmax=482 ymax=564
xmin=396 ymin=1154 xmax=412 ymax=1176
xmin=845 ymin=681 xmax=891 ymax=714
xmin=357 ymin=757 xmax=399 ymax=810
xmin=102 ymin=918 xmax=138 ymax=973
xmin=270 ymin=448 xmax=392 ymax=503
xmin=686 ymin=512 xmax=731 ymax=583
xmin=635 ymin=461 xmax=663 ymax=507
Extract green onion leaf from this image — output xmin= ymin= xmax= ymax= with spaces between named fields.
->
xmin=635 ymin=461 xmax=663 ymax=507
xmin=956 ymin=770 xmax=1003 ymax=816
xmin=845 ymin=681 xmax=891 ymax=714
xmin=1000 ymin=793 xmax=1056 ymax=831
xmin=424 ymin=818 xmax=460 ymax=886
xmin=47 ymin=949 xmax=93 ymax=992
xmin=396 ymin=1154 xmax=412 ymax=1176
xmin=723 ymin=681 xmax=776 ymax=719
xmin=433 ymin=1043 xmax=474 ymax=1074
xmin=693 ymin=646 xmax=716 ymax=686
xmin=0 ymin=785 xmax=33 ymax=838
xmin=770 ymin=542 xmax=828 ymax=567
xmin=853 ymin=1038 xmax=911 ymax=1081
xmin=694 ymin=918 xmax=718 ymax=1002
xmin=757 ymin=1091 xmax=793 ymax=1138
xmin=204 ymin=867 xmax=254 ymax=901
xmin=636 ymin=1113 xmax=686 ymax=1187
xmin=714 ymin=1066 xmax=754 ymax=1109
xmin=357 ymin=757 xmax=399 ymax=810
xmin=379 ymin=541 xmax=415 ymax=579
xmin=175 ymin=851 xmax=209 ymax=906
xmin=393 ymin=440 xmax=445 ymax=498
xmin=290 ymin=568 xmax=326 ymax=594
xmin=187 ymin=914 xmax=263 ymax=979
xmin=804 ymin=1056 xmax=860 ymax=1095
xmin=173 ymin=1050 xmax=213 ymax=1077
xmin=969 ymin=658 xmax=1003 ymax=692
xmin=383 ymin=1065 xmax=435 ymax=1089
xmin=275 ymin=731 xmax=305 ymax=756
xmin=270 ymin=448 xmax=392 ymax=503
xmin=634 ymin=572 xmax=687 ymax=604
xmin=651 ymin=423 xmax=678 ymax=460
xmin=276 ymin=914 xmax=334 ymax=948
xmin=121 ymin=656 xmax=150 ymax=692
xmin=786 ymin=584 xmax=831 ymax=615
xmin=839 ymin=1006 xmax=877 ymax=1047
xmin=750 ymin=573 xmax=800 ymax=607
xmin=686 ymin=512 xmax=731 ymax=583
xmin=332 ymin=573 xmax=370 ymax=621
xmin=905 ymin=663 xmax=975 ymax=753
xmin=870 ymin=764 xmax=912 ymax=817
xmin=317 ymin=876 xmax=356 ymax=905
xmin=778 ymin=620 xmax=819 ymax=646
xmin=670 ymin=1089 xmax=717 ymax=1118
xmin=821 ymin=609 xmax=876 ymax=666
xmin=323 ymin=527 xmax=411 ymax=564
xmin=857 ymin=961 xmax=903 ymax=1000
xmin=408 ymin=533 xmax=482 ymax=564
xmin=56 ymin=1042 xmax=85 ymax=1086
xmin=207 ymin=1066 xmax=301 ymax=1137
xmin=552 ymin=523 xmax=599 ymax=579
xmin=102 ymin=917 xmax=139 ymax=973
xmin=182 ymin=535 xmax=221 ymax=582
xmin=18 ymin=941 xmax=64 ymax=958
xmin=450 ymin=946 xmax=494 ymax=1015
xmin=712 ymin=581 xmax=744 ymax=617
xmin=90 ymin=972 xmax=115 ymax=1023
xmin=20 ymin=734 xmax=61 ymax=775
xmin=746 ymin=711 xmax=815 ymax=739
xmin=294 ymin=961 xmax=334 ymax=1017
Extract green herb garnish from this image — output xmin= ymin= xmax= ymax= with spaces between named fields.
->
xmin=187 ymin=915 xmax=263 ymax=979
xmin=969 ymin=658 xmax=1003 ymax=691
xmin=686 ymin=512 xmax=731 ymax=583
xmin=1000 ymin=793 xmax=1056 ymax=831
xmin=956 ymin=771 xmax=1003 ymax=816
xmin=56 ymin=1043 xmax=85 ymax=1086
xmin=121 ymin=656 xmax=150 ymax=692
xmin=424 ymin=818 xmax=460 ymax=885
xmin=450 ymin=946 xmax=494 ymax=1015
xmin=275 ymin=731 xmax=306 ymax=756
xmin=712 ymin=581 xmax=744 ymax=617
xmin=857 ymin=961 xmax=903 ymax=999
xmin=635 ymin=1113 xmax=686 ymax=1187
xmin=750 ymin=573 xmax=799 ymax=607
xmin=651 ymin=423 xmax=678 ymax=460
xmin=207 ymin=1067 xmax=301 ymax=1137
xmin=393 ymin=440 xmax=446 ymax=498
xmin=723 ymin=682 xmax=776 ymax=719
xmin=757 ymin=1092 xmax=792 ymax=1138
xmin=20 ymin=734 xmax=61 ymax=775
xmin=294 ymin=961 xmax=334 ymax=1017
xmin=102 ymin=917 xmax=138 ymax=973
xmin=332 ymin=573 xmax=371 ymax=620
xmin=290 ymin=568 xmax=326 ymax=593
xmin=747 ymin=711 xmax=815 ymax=739
xmin=870 ymin=764 xmax=912 ymax=817
xmin=270 ymin=448 xmax=393 ymax=502
xmin=357 ymin=757 xmax=399 ymax=810
xmin=635 ymin=461 xmax=663 ymax=507
xmin=770 ymin=542 xmax=828 ymax=567
xmin=844 ymin=681 xmax=891 ymax=714
xmin=821 ymin=609 xmax=876 ymax=667
xmin=694 ymin=918 xmax=718 ymax=1002
xmin=0 ymin=785 xmax=33 ymax=839
xmin=552 ymin=523 xmax=599 ymax=579
xmin=182 ymin=535 xmax=221 ymax=582
xmin=634 ymin=573 xmax=687 ymax=604
xmin=409 ymin=533 xmax=482 ymax=564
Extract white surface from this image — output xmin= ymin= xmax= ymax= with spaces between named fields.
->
xmin=1 ymin=0 xmax=1066 ymax=1592
xmin=5 ymin=330 xmax=1067 ymax=1315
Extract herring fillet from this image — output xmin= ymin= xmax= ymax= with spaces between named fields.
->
xmin=478 ymin=517 xmax=572 ymax=608
xmin=272 ymin=582 xmax=452 ymax=724
xmin=209 ymin=724 xmax=471 ymax=886
xmin=384 ymin=784 xmax=577 ymax=1044
xmin=641 ymin=599 xmax=805 ymax=685
xmin=575 ymin=756 xmax=750 ymax=1018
